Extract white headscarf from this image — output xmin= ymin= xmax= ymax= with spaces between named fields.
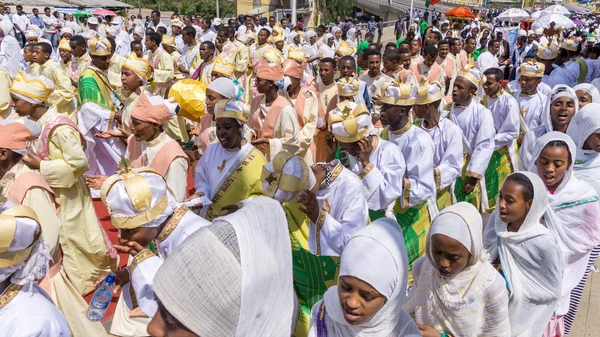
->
xmin=331 ymin=27 xmax=342 ymax=47
xmin=346 ymin=28 xmax=357 ymax=47
xmin=528 ymin=131 xmax=600 ymax=316
xmin=153 ymin=197 xmax=294 ymax=336
xmin=0 ymin=20 xmax=14 ymax=37
xmin=483 ymin=171 xmax=563 ymax=337
xmin=287 ymin=31 xmax=299 ymax=46
xmin=574 ymin=83 xmax=600 ymax=104
xmin=207 ymin=77 xmax=238 ymax=100
xmin=566 ymin=102 xmax=600 ymax=196
xmin=309 ymin=218 xmax=420 ymax=337
xmin=319 ymin=34 xmax=335 ymax=58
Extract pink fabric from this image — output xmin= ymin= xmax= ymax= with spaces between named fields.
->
xmin=543 ymin=315 xmax=564 ymax=337
xmin=37 ymin=115 xmax=85 ymax=160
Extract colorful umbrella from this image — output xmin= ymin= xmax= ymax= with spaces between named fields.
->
xmin=72 ymin=10 xmax=93 ymax=18
xmin=573 ymin=19 xmax=584 ymax=26
xmin=445 ymin=7 xmax=475 ymax=19
xmin=93 ymin=9 xmax=116 ymax=16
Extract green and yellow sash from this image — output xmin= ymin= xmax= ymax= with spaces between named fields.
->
xmin=284 ymin=203 xmax=340 ymax=337
xmin=484 ymin=145 xmax=516 ymax=212
xmin=78 ymin=69 xmax=115 ymax=111
xmin=454 ymin=151 xmax=483 ymax=213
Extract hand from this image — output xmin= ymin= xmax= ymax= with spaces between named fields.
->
xmin=85 ymin=175 xmax=108 ymax=190
xmin=462 ymin=176 xmax=479 ymax=195
xmin=22 ymin=152 xmax=42 ymax=170
xmin=252 ymin=138 xmax=269 ymax=155
xmin=357 ymin=137 xmax=373 ymax=168
xmin=184 ymin=192 xmax=205 ymax=211
xmin=190 ymin=125 xmax=201 ymax=136
xmin=71 ymin=78 xmax=78 ymax=88
xmin=178 ymin=64 xmax=189 ymax=74
xmin=113 ymin=241 xmax=146 ymax=257
xmin=517 ymin=134 xmax=524 ymax=147
xmin=221 ymin=204 xmax=240 ymax=215
xmin=324 ymin=133 xmax=338 ymax=162
xmin=113 ymin=109 xmax=123 ymax=123
xmin=417 ymin=324 xmax=442 ymax=337
xmin=297 ymin=189 xmax=321 ymax=223
xmin=372 ymin=96 xmax=382 ymax=106
xmin=95 ymin=270 xmax=129 ymax=294
xmin=184 ymin=149 xmax=200 ymax=162
xmin=95 ymin=129 xmax=127 ymax=139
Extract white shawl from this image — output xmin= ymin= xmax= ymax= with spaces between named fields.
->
xmin=574 ymin=83 xmax=600 ymax=104
xmin=319 ymin=34 xmax=335 ymax=58
xmin=404 ymin=202 xmax=510 ymax=337
xmin=308 ymin=218 xmax=420 ymax=337
xmin=566 ymin=102 xmax=600 ymax=196
xmin=483 ymin=171 xmax=563 ymax=337
xmin=528 ymin=131 xmax=600 ymax=315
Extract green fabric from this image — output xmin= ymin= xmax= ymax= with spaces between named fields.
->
xmin=454 ymin=152 xmax=482 ymax=212
xmin=396 ymin=38 xmax=405 ymax=48
xmin=78 ymin=70 xmax=113 ymax=110
xmin=484 ymin=146 xmax=515 ymax=211
xmin=420 ymin=21 xmax=428 ymax=35
xmin=576 ymin=57 xmax=588 ymax=84
xmin=473 ymin=48 xmax=487 ymax=61
xmin=357 ymin=40 xmax=369 ymax=57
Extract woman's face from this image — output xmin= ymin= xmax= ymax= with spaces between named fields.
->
xmin=205 ymin=88 xmax=225 ymax=114
xmin=535 ymin=145 xmax=570 ymax=190
xmin=431 ymin=234 xmax=470 ymax=278
xmin=327 ymin=37 xmax=334 ymax=47
xmin=334 ymin=30 xmax=342 ymax=40
xmin=131 ymin=117 xmax=160 ymax=142
xmin=121 ymin=66 xmax=142 ymax=92
xmin=550 ymin=96 xmax=576 ymax=131
xmin=497 ymin=180 xmax=531 ymax=229
xmin=337 ymin=275 xmax=386 ymax=326
xmin=215 ymin=117 xmax=243 ymax=149
xmin=576 ymin=89 xmax=593 ymax=108
xmin=584 ymin=132 xmax=600 ymax=152
xmin=147 ymin=301 xmax=197 ymax=337
xmin=10 ymin=94 xmax=37 ymax=117
xmin=293 ymin=35 xmax=301 ymax=45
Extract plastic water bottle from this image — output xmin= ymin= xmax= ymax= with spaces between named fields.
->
xmin=86 ymin=273 xmax=116 ymax=322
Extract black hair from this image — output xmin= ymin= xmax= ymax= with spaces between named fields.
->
xmin=70 ymin=35 xmax=85 ymax=47
xmin=23 ymin=44 xmax=35 ymax=52
xmin=146 ymin=32 xmax=162 ymax=45
xmin=10 ymin=151 xmax=23 ymax=163
xmin=488 ymin=39 xmax=501 ymax=48
xmin=151 ymin=10 xmax=160 ymax=17
xmin=226 ymin=26 xmax=236 ymax=37
xmin=406 ymin=31 xmax=416 ymax=40
xmin=365 ymin=32 xmax=374 ymax=38
xmin=423 ymin=45 xmax=438 ymax=58
xmin=448 ymin=37 xmax=459 ymax=47
xmin=398 ymin=47 xmax=410 ymax=55
xmin=543 ymin=140 xmax=573 ymax=164
xmin=363 ymin=49 xmax=381 ymax=61
xmin=465 ymin=36 xmax=476 ymax=44
xmin=156 ymin=26 xmax=167 ymax=36
xmin=44 ymin=7 xmax=50 ymax=11
xmin=385 ymin=42 xmax=398 ymax=50
xmin=383 ymin=49 xmax=400 ymax=62
xmin=505 ymin=173 xmax=534 ymax=202
xmin=318 ymin=24 xmax=326 ymax=31
xmin=483 ymin=67 xmax=504 ymax=82
xmin=399 ymin=41 xmax=410 ymax=49
xmin=204 ymin=18 xmax=212 ymax=27
xmin=36 ymin=42 xmax=53 ymax=54
xmin=592 ymin=44 xmax=600 ymax=56
xmin=438 ymin=39 xmax=450 ymax=47
xmin=340 ymin=55 xmax=356 ymax=67
xmin=201 ymin=41 xmax=215 ymax=51
xmin=320 ymin=57 xmax=336 ymax=69
xmin=130 ymin=39 xmax=142 ymax=48
xmin=259 ymin=28 xmax=271 ymax=38
xmin=106 ymin=36 xmax=116 ymax=54
xmin=217 ymin=26 xmax=228 ymax=34
xmin=182 ymin=25 xmax=196 ymax=37
xmin=430 ymin=31 xmax=442 ymax=42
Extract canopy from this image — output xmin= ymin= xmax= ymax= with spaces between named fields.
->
xmin=92 ymin=9 xmax=116 ymax=16
xmin=544 ymin=4 xmax=571 ymax=16
xmin=497 ymin=8 xmax=530 ymax=23
xmin=532 ymin=13 xmax=575 ymax=30
xmin=72 ymin=10 xmax=93 ymax=18
xmin=445 ymin=7 xmax=475 ymax=19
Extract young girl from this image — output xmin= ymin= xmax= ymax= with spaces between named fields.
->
xmin=567 ymin=102 xmax=600 ymax=196
xmin=404 ymin=202 xmax=510 ymax=337
xmin=529 ymin=132 xmax=600 ymax=336
xmin=308 ymin=218 xmax=420 ymax=337
xmin=520 ymin=85 xmax=578 ymax=170
xmin=483 ymin=172 xmax=563 ymax=337
xmin=573 ymin=83 xmax=600 ymax=108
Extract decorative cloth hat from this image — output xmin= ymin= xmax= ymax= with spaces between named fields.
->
xmin=131 ymin=92 xmax=173 ymax=125
xmin=256 ymin=58 xmax=284 ymax=82
xmin=336 ymin=40 xmax=355 ymax=56
xmin=105 ymin=26 xmax=119 ymax=38
xmin=537 ymin=43 xmax=559 ymax=60
xmin=457 ymin=65 xmax=485 ymax=88
xmin=162 ymin=34 xmax=176 ymax=47
xmin=415 ymin=81 xmax=444 ymax=105
xmin=212 ymin=56 xmax=235 ymax=78
xmin=214 ymin=99 xmax=249 ymax=123
xmin=88 ymin=36 xmax=112 ymax=56
xmin=58 ymin=38 xmax=71 ymax=51
xmin=0 ymin=205 xmax=42 ymax=269
xmin=0 ymin=120 xmax=41 ymax=154
xmin=380 ymin=82 xmax=417 ymax=106
xmin=60 ymin=27 xmax=74 ymax=37
xmin=88 ymin=17 xmax=99 ymax=25
xmin=337 ymin=76 xmax=360 ymax=97
xmin=560 ymin=39 xmax=579 ymax=52
xmin=10 ymin=71 xmax=54 ymax=105
xmin=101 ymin=165 xmax=174 ymax=229
xmin=261 ymin=152 xmax=315 ymax=202
xmin=122 ymin=57 xmax=153 ymax=80
xmin=262 ymin=48 xmax=283 ymax=66
xmin=287 ymin=45 xmax=307 ymax=62
xmin=282 ymin=59 xmax=304 ymax=79
xmin=520 ymin=59 xmax=544 ymax=78
xmin=329 ymin=101 xmax=371 ymax=143
xmin=171 ymin=19 xmax=184 ymax=28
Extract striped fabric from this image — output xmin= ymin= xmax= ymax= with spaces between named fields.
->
xmin=484 ymin=145 xmax=515 ymax=212
xmin=563 ymin=245 xmax=600 ymax=334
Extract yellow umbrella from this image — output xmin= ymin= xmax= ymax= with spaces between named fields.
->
xmin=168 ymin=79 xmax=206 ymax=123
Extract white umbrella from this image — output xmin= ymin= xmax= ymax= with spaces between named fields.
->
xmin=532 ymin=13 xmax=575 ymax=30
xmin=247 ymin=6 xmax=268 ymax=15
xmin=544 ymin=4 xmax=571 ymax=16
xmin=531 ymin=10 xmax=549 ymax=19
xmin=498 ymin=8 xmax=531 ymax=23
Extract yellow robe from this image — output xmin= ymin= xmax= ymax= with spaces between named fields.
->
xmin=75 ymin=52 xmax=92 ymax=78
xmin=170 ymin=50 xmax=185 ymax=80
xmin=0 ymin=66 xmax=12 ymax=118
xmin=36 ymin=107 xmax=116 ymax=296
xmin=0 ymin=162 xmax=107 ymax=337
xmin=108 ymin=52 xmax=126 ymax=92
xmin=145 ymin=47 xmax=174 ymax=96
xmin=33 ymin=60 xmax=76 ymax=121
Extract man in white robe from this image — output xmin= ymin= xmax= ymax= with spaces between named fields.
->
xmin=475 ymin=39 xmax=500 ymax=73
xmin=483 ymin=67 xmax=520 ymax=154
xmin=359 ymin=49 xmax=393 ymax=126
xmin=0 ymin=20 xmax=21 ymax=78
xmin=512 ymin=60 xmax=547 ymax=138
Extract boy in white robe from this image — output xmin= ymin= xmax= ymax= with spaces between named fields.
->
xmin=359 ymin=49 xmax=393 ymax=126
xmin=413 ymin=82 xmax=463 ymax=211
xmin=512 ymin=60 xmax=547 ymax=144
xmin=0 ymin=203 xmax=70 ymax=336
xmin=330 ymin=101 xmax=406 ymax=218
xmin=443 ymin=65 xmax=496 ymax=212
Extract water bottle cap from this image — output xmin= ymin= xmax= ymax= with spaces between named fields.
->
xmin=105 ymin=274 xmax=116 ymax=284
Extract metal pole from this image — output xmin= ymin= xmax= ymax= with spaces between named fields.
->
xmin=138 ymin=0 xmax=141 ymax=15
xmin=216 ymin=0 xmax=220 ymax=18
xmin=409 ymin=0 xmax=414 ymax=26
xmin=521 ymin=0 xmax=525 ymax=9
xmin=292 ymin=0 xmax=297 ymax=24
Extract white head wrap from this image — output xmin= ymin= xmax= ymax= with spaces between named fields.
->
xmin=518 ymin=29 xmax=527 ymax=37
xmin=261 ymin=155 xmax=316 ymax=203
xmin=154 ymin=197 xmax=295 ymax=336
xmin=544 ymin=84 xmax=579 ymax=133
xmin=60 ymin=27 xmax=74 ymax=37
xmin=133 ymin=26 xmax=145 ymax=37
xmin=483 ymin=172 xmax=563 ymax=337
xmin=347 ymin=28 xmax=357 ymax=42
xmin=404 ymin=202 xmax=510 ymax=336
xmin=574 ymin=83 xmax=600 ymax=104
xmin=314 ymin=218 xmax=420 ymax=336
xmin=88 ymin=17 xmax=99 ymax=25
xmin=566 ymin=102 xmax=600 ymax=190
xmin=207 ymin=77 xmax=238 ymax=100
xmin=331 ymin=27 xmax=341 ymax=40
xmin=0 ymin=205 xmax=50 ymax=287
xmin=105 ymin=26 xmax=119 ymax=38
xmin=0 ymin=20 xmax=14 ymax=37
xmin=304 ymin=30 xmax=316 ymax=41
xmin=288 ymin=31 xmax=299 ymax=45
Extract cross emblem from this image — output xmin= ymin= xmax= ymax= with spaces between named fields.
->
xmin=265 ymin=172 xmax=277 ymax=184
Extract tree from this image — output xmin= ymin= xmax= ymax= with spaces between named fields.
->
xmin=316 ymin=0 xmax=356 ymax=24
xmin=179 ymin=0 xmax=236 ymax=18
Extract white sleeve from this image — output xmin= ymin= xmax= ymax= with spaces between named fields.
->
xmin=361 ymin=145 xmax=406 ymax=210
xmin=437 ymin=125 xmax=464 ymax=190
xmin=494 ymin=96 xmax=520 ymax=149
xmin=130 ymin=255 xmax=163 ymax=318
xmin=401 ymin=136 xmax=436 ymax=208
xmin=466 ymin=108 xmax=496 ymax=179
xmin=164 ymin=157 xmax=189 ymax=202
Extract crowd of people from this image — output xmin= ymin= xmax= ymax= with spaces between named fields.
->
xmin=1 ymin=4 xmax=600 ymax=337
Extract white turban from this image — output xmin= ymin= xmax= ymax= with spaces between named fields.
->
xmin=207 ymin=77 xmax=238 ymax=100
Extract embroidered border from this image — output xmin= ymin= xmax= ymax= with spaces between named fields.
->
xmin=315 ymin=210 xmax=327 ymax=256
xmin=128 ymin=249 xmax=156 ymax=309
xmin=358 ymin=163 xmax=374 ymax=179
xmin=156 ymin=205 xmax=188 ymax=242
xmin=0 ymin=284 xmax=22 ymax=310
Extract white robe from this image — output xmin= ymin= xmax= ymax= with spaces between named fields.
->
xmin=485 ymin=92 xmax=520 ymax=150
xmin=514 ymin=91 xmax=547 ymax=134
xmin=313 ymin=162 xmax=369 ymax=256
xmin=341 ymin=136 xmax=406 ymax=212
xmin=387 ymin=124 xmax=436 ymax=208
xmin=0 ymin=283 xmax=71 ymax=336
xmin=0 ymin=34 xmax=20 ymax=78
xmin=475 ymin=51 xmax=499 ymax=73
xmin=419 ymin=117 xmax=463 ymax=191
xmin=548 ymin=62 xmax=579 ymax=88
xmin=358 ymin=72 xmax=393 ymax=119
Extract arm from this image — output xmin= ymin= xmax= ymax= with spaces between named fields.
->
xmin=437 ymin=124 xmax=464 ymax=190
xmin=164 ymin=157 xmax=189 ymax=202
xmin=494 ymin=97 xmax=520 ymax=149
xmin=360 ymin=144 xmax=406 ymax=210
xmin=193 ymin=147 xmax=212 ymax=197
xmin=154 ymin=53 xmax=175 ymax=84
xmin=50 ymin=67 xmax=75 ymax=110
xmin=466 ymin=109 xmax=495 ymax=180
xmin=22 ymin=188 xmax=61 ymax=255
xmin=40 ymin=125 xmax=89 ymax=189
xmin=235 ymin=44 xmax=250 ymax=73
xmin=130 ymin=253 xmax=163 ymax=317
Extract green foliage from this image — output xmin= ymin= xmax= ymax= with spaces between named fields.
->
xmin=316 ymin=0 xmax=356 ymax=23
xmin=179 ymin=0 xmax=236 ymax=18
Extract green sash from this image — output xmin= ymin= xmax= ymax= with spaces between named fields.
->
xmin=454 ymin=151 xmax=483 ymax=212
xmin=484 ymin=145 xmax=516 ymax=211
xmin=435 ymin=185 xmax=454 ymax=211
xmin=576 ymin=57 xmax=588 ymax=84
xmin=284 ymin=203 xmax=340 ymax=337
xmin=78 ymin=69 xmax=114 ymax=111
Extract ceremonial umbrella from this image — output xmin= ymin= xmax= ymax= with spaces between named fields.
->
xmin=445 ymin=7 xmax=475 ymax=19
xmin=573 ymin=19 xmax=585 ymax=26
xmin=72 ymin=10 xmax=93 ymax=19
xmin=543 ymin=4 xmax=571 ymax=16
xmin=93 ymin=9 xmax=117 ymax=16
xmin=497 ymin=8 xmax=530 ymax=23
xmin=168 ymin=79 xmax=206 ymax=123
xmin=531 ymin=10 xmax=549 ymax=19
xmin=532 ymin=13 xmax=575 ymax=30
